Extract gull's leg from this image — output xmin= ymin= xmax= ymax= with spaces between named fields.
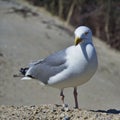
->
xmin=73 ymin=87 xmax=78 ymax=108
xmin=60 ymin=89 xmax=65 ymax=106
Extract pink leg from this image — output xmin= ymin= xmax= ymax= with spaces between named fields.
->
xmin=73 ymin=87 xmax=78 ymax=108
xmin=60 ymin=89 xmax=64 ymax=105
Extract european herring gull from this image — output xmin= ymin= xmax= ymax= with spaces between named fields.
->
xmin=19 ymin=26 xmax=98 ymax=108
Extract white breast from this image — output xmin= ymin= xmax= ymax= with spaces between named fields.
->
xmin=48 ymin=44 xmax=98 ymax=88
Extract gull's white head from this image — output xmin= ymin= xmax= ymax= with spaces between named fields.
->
xmin=74 ymin=26 xmax=92 ymax=46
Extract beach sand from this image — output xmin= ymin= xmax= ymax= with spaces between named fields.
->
xmin=0 ymin=105 xmax=120 ymax=120
xmin=0 ymin=0 xmax=120 ymax=113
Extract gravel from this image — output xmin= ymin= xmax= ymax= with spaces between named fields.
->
xmin=0 ymin=105 xmax=120 ymax=120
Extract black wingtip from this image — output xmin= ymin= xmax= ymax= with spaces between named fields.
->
xmin=20 ymin=67 xmax=29 ymax=75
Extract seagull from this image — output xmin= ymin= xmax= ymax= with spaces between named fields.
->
xmin=19 ymin=26 xmax=98 ymax=108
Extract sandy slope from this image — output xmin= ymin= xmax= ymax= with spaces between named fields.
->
xmin=0 ymin=0 xmax=120 ymax=111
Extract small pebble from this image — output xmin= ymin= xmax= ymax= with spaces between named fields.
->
xmin=0 ymin=52 xmax=3 ymax=57
xmin=61 ymin=104 xmax=69 ymax=112
xmin=64 ymin=116 xmax=70 ymax=120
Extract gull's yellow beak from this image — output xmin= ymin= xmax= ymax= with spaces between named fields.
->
xmin=74 ymin=37 xmax=83 ymax=46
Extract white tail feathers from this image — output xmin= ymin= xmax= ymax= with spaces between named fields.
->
xmin=21 ymin=76 xmax=32 ymax=80
xmin=39 ymin=81 xmax=45 ymax=86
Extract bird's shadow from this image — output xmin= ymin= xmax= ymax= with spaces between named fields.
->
xmin=91 ymin=109 xmax=120 ymax=114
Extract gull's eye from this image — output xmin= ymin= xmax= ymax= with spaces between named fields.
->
xmin=85 ymin=31 xmax=89 ymax=35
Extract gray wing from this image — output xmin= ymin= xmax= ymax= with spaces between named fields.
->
xmin=26 ymin=49 xmax=67 ymax=84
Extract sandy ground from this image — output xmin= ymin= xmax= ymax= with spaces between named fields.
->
xmin=0 ymin=105 xmax=120 ymax=120
xmin=0 ymin=0 xmax=120 ymax=113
